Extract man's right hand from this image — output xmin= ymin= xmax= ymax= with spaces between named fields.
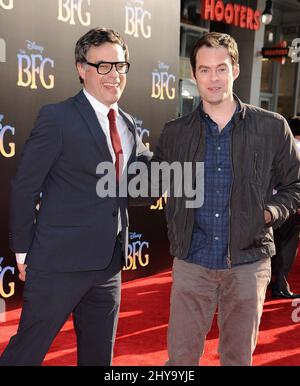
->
xmin=17 ymin=263 xmax=27 ymax=282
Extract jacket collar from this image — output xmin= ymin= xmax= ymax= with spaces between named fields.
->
xmin=74 ymin=90 xmax=135 ymax=131
xmin=196 ymin=93 xmax=246 ymax=125
xmin=73 ymin=90 xmax=112 ymax=161
xmin=72 ymin=90 xmax=136 ymax=160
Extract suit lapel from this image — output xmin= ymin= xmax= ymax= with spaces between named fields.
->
xmin=72 ymin=90 xmax=112 ymax=162
xmin=119 ymin=108 xmax=137 ymax=164
xmin=72 ymin=91 xmax=138 ymax=165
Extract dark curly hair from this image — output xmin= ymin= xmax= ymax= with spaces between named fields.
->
xmin=75 ymin=27 xmax=129 ymax=83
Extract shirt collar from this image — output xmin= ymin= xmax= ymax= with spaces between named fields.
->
xmin=198 ymin=98 xmax=241 ymax=121
xmin=83 ymin=88 xmax=118 ymax=118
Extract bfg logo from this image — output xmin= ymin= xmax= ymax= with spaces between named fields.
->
xmin=150 ymin=192 xmax=167 ymax=211
xmin=134 ymin=117 xmax=150 ymax=148
xmin=151 ymin=61 xmax=176 ymax=100
xmin=0 ymin=257 xmax=15 ymax=323
xmin=57 ymin=0 xmax=91 ymax=26
xmin=0 ymin=114 xmax=15 ymax=158
xmin=0 ymin=0 xmax=13 ymax=10
xmin=17 ymin=40 xmax=54 ymax=89
xmin=0 ymin=37 xmax=6 ymax=62
xmin=0 ymin=257 xmax=15 ymax=299
xmin=124 ymin=232 xmax=149 ymax=271
xmin=125 ymin=0 xmax=151 ymax=39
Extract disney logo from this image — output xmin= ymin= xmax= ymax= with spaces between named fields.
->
xmin=127 ymin=0 xmax=144 ymax=5
xmin=129 ymin=232 xmax=142 ymax=240
xmin=25 ymin=40 xmax=44 ymax=54
xmin=158 ymin=61 xmax=170 ymax=71
xmin=134 ymin=118 xmax=143 ymax=127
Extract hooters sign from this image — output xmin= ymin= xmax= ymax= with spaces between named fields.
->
xmin=201 ymin=0 xmax=261 ymax=31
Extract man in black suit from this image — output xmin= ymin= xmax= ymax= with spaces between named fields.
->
xmin=0 ymin=28 xmax=151 ymax=366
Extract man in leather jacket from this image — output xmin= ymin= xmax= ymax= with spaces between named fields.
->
xmin=153 ymin=32 xmax=300 ymax=366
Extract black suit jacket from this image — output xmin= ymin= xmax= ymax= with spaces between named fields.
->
xmin=9 ymin=90 xmax=151 ymax=272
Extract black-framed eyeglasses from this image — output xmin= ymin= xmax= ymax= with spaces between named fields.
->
xmin=85 ymin=61 xmax=130 ymax=75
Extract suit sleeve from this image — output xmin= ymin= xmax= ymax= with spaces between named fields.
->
xmin=127 ymin=118 xmax=172 ymax=207
xmin=265 ymin=118 xmax=300 ymax=228
xmin=135 ymin=131 xmax=153 ymax=161
xmin=130 ymin=123 xmax=170 ymax=206
xmin=9 ymin=104 xmax=62 ymax=252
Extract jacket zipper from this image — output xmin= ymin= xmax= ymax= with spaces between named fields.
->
xmin=254 ymin=152 xmax=258 ymax=181
xmin=227 ymin=126 xmax=235 ymax=269
xmin=182 ymin=122 xmax=203 ymax=255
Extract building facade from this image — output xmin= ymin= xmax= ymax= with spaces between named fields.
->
xmin=179 ymin=0 xmax=300 ymax=119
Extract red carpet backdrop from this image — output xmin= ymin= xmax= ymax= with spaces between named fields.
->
xmin=0 ymin=0 xmax=180 ymax=318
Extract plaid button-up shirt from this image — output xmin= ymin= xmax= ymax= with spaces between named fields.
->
xmin=186 ymin=106 xmax=237 ymax=269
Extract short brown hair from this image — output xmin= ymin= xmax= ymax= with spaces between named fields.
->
xmin=190 ymin=32 xmax=239 ymax=76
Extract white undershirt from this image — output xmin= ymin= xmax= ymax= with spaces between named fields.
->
xmin=83 ymin=88 xmax=134 ymax=170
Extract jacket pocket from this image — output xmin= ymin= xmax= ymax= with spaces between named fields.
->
xmin=251 ymin=151 xmax=263 ymax=186
xmin=239 ymin=183 xmax=266 ymax=249
xmin=249 ymin=134 xmax=265 ymax=186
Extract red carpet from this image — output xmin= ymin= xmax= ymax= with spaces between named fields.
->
xmin=1 ymin=257 xmax=300 ymax=366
